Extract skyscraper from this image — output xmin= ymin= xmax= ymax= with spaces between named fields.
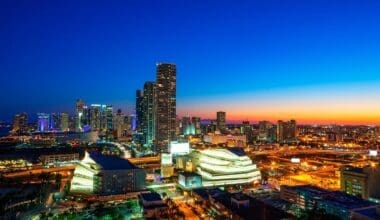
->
xmin=241 ymin=120 xmax=253 ymax=143
xmin=216 ymin=111 xmax=226 ymax=133
xmin=76 ymin=99 xmax=85 ymax=132
xmin=89 ymin=104 xmax=102 ymax=131
xmin=12 ymin=112 xmax=28 ymax=133
xmin=181 ymin=116 xmax=195 ymax=136
xmin=103 ymin=105 xmax=113 ymax=131
xmin=37 ymin=113 xmax=50 ymax=132
xmin=142 ymin=81 xmax=155 ymax=146
xmin=181 ymin=116 xmax=191 ymax=135
xmin=277 ymin=119 xmax=297 ymax=143
xmin=60 ymin=112 xmax=69 ymax=132
xmin=50 ymin=113 xmax=60 ymax=131
xmin=155 ymin=63 xmax=176 ymax=152
xmin=258 ymin=120 xmax=273 ymax=141
xmin=136 ymin=90 xmax=144 ymax=132
xmin=113 ymin=109 xmax=125 ymax=138
xmin=82 ymin=105 xmax=90 ymax=128
xmin=191 ymin=117 xmax=201 ymax=135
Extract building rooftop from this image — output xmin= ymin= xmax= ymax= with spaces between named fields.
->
xmin=341 ymin=166 xmax=365 ymax=173
xmin=231 ymin=193 xmax=250 ymax=201
xmin=192 ymin=188 xmax=209 ymax=200
xmin=285 ymin=185 xmax=376 ymax=210
xmin=89 ymin=151 xmax=137 ymax=170
xmin=228 ymin=147 xmax=246 ymax=156
xmin=353 ymin=206 xmax=380 ymax=219
xmin=140 ymin=192 xmax=162 ymax=202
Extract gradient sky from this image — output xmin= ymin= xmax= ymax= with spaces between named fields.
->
xmin=1 ymin=0 xmax=380 ymax=124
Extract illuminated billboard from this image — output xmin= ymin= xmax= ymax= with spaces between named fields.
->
xmin=369 ymin=150 xmax=378 ymax=157
xmin=291 ymin=158 xmax=301 ymax=163
xmin=170 ymin=141 xmax=190 ymax=155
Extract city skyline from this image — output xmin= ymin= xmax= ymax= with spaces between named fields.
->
xmin=2 ymin=0 xmax=380 ymax=124
xmin=2 ymin=2 xmax=380 ymax=219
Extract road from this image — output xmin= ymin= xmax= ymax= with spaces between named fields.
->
xmin=173 ymin=200 xmax=200 ymax=220
xmin=3 ymin=165 xmax=75 ymax=178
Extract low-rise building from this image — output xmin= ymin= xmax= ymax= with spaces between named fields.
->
xmin=192 ymin=188 xmax=291 ymax=220
xmin=160 ymin=165 xmax=174 ymax=178
xmin=178 ymin=172 xmax=202 ymax=189
xmin=203 ymin=134 xmax=246 ymax=147
xmin=138 ymin=192 xmax=168 ymax=219
xmin=280 ymin=185 xmax=376 ymax=220
xmin=39 ymin=153 xmax=79 ymax=164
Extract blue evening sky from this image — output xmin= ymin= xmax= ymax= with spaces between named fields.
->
xmin=1 ymin=0 xmax=380 ymax=122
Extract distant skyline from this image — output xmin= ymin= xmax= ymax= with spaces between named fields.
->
xmin=1 ymin=0 xmax=380 ymax=124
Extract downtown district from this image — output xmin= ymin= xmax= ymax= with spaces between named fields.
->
xmin=1 ymin=63 xmax=380 ymax=219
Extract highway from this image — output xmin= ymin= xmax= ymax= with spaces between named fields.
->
xmin=128 ymin=156 xmax=160 ymax=164
xmin=2 ymin=165 xmax=75 ymax=178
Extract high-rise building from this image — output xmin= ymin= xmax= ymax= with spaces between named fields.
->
xmin=241 ymin=121 xmax=253 ymax=143
xmin=126 ymin=114 xmax=136 ymax=134
xmin=12 ymin=112 xmax=28 ymax=133
xmin=89 ymin=104 xmax=102 ymax=131
xmin=103 ymin=105 xmax=113 ymax=131
xmin=82 ymin=104 xmax=113 ymax=132
xmin=82 ymin=105 xmax=90 ymax=128
xmin=37 ymin=113 xmax=50 ymax=132
xmin=69 ymin=115 xmax=76 ymax=131
xmin=192 ymin=117 xmax=201 ymax=135
xmin=60 ymin=112 xmax=69 ymax=132
xmin=268 ymin=125 xmax=277 ymax=143
xmin=50 ymin=113 xmax=60 ymax=131
xmin=76 ymin=99 xmax=85 ymax=132
xmin=155 ymin=63 xmax=176 ymax=152
xmin=113 ymin=109 xmax=125 ymax=138
xmin=136 ymin=90 xmax=144 ymax=132
xmin=202 ymin=120 xmax=217 ymax=134
xmin=182 ymin=116 xmax=194 ymax=136
xmin=277 ymin=120 xmax=297 ymax=143
xmin=142 ymin=81 xmax=155 ymax=145
xmin=216 ymin=111 xmax=226 ymax=133
xmin=258 ymin=120 xmax=273 ymax=141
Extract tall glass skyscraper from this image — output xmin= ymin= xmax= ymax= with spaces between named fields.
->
xmin=60 ymin=112 xmax=69 ymax=132
xmin=136 ymin=90 xmax=144 ymax=132
xmin=37 ymin=113 xmax=50 ymax=132
xmin=142 ymin=81 xmax=155 ymax=146
xmin=76 ymin=99 xmax=85 ymax=132
xmin=155 ymin=63 xmax=176 ymax=152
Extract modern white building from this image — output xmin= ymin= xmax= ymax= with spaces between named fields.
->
xmin=190 ymin=148 xmax=261 ymax=187
xmin=70 ymin=151 xmax=146 ymax=195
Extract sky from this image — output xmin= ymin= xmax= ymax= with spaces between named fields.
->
xmin=1 ymin=0 xmax=380 ymax=124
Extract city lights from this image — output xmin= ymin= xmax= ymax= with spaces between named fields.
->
xmin=1 ymin=1 xmax=380 ymax=219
